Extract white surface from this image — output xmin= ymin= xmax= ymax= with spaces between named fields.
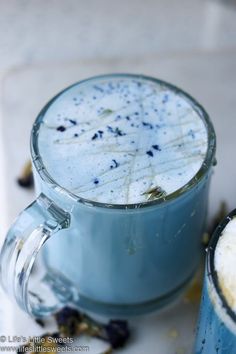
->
xmin=0 ymin=0 xmax=236 ymax=353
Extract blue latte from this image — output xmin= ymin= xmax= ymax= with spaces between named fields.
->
xmin=37 ymin=76 xmax=208 ymax=204
xmin=30 ymin=75 xmax=215 ymax=316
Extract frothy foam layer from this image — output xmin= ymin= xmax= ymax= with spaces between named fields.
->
xmin=37 ymin=76 xmax=208 ymax=204
xmin=215 ymin=217 xmax=236 ymax=313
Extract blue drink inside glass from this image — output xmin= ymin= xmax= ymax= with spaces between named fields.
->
xmin=195 ymin=211 xmax=236 ymax=353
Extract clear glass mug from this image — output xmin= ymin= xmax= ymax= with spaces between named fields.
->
xmin=0 ymin=75 xmax=216 ymax=318
xmin=194 ymin=210 xmax=236 ymax=353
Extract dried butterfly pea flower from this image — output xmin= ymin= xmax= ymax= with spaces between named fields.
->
xmin=18 ymin=307 xmax=130 ymax=352
xmin=54 ymin=307 xmax=130 ymax=349
xmin=55 ymin=306 xmax=101 ymax=338
xmin=55 ymin=306 xmax=82 ymax=336
xmin=97 ymin=320 xmax=130 ymax=349
xmin=17 ymin=160 xmax=34 ymax=188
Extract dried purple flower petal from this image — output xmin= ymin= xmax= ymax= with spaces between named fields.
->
xmin=55 ymin=307 xmax=82 ymax=336
xmin=57 ymin=125 xmax=66 ymax=132
xmin=101 ymin=320 xmax=130 ymax=349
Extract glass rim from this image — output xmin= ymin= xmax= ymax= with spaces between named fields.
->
xmin=31 ymin=73 xmax=216 ymax=210
xmin=207 ymin=209 xmax=236 ymax=325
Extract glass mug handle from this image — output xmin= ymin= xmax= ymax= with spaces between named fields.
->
xmin=0 ymin=193 xmax=74 ymax=317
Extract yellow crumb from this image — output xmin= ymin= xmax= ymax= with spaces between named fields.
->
xmin=168 ymin=328 xmax=179 ymax=338
xmin=184 ymin=275 xmax=203 ymax=304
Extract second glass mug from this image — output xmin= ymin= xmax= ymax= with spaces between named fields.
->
xmin=0 ymin=74 xmax=216 ymax=318
xmin=194 ymin=210 xmax=236 ymax=353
